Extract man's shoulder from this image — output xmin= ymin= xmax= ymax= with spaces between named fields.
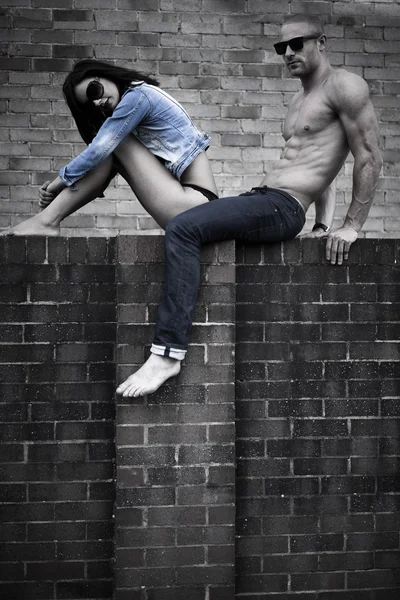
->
xmin=326 ymin=68 xmax=371 ymax=108
xmin=327 ymin=68 xmax=370 ymax=95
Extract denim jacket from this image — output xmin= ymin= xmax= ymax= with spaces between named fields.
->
xmin=59 ymin=83 xmax=211 ymax=186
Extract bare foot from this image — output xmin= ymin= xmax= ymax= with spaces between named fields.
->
xmin=116 ymin=354 xmax=181 ymax=397
xmin=1 ymin=214 xmax=60 ymax=237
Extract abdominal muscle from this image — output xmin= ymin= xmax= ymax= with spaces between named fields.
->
xmin=261 ymin=90 xmax=350 ymax=211
xmin=261 ymin=154 xmax=342 ymax=212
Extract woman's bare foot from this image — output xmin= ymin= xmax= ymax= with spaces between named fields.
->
xmin=116 ymin=354 xmax=181 ymax=398
xmin=1 ymin=214 xmax=60 ymax=237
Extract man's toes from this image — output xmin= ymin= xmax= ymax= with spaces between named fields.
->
xmin=117 ymin=377 xmax=135 ymax=394
xmin=123 ymin=384 xmax=139 ymax=398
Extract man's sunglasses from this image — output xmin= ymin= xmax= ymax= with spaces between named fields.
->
xmin=86 ymin=80 xmax=104 ymax=103
xmin=274 ymin=34 xmax=321 ymax=55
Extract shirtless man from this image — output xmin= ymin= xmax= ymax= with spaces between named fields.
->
xmin=116 ymin=13 xmax=382 ymax=398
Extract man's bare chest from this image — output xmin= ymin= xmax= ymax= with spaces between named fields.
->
xmin=283 ymin=90 xmax=338 ymax=139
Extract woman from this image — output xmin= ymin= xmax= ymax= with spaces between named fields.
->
xmin=5 ymin=59 xmax=218 ymax=236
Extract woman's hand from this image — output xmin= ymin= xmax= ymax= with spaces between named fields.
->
xmin=38 ymin=177 xmax=66 ymax=208
xmin=38 ymin=181 xmax=57 ymax=208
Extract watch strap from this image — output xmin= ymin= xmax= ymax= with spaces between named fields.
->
xmin=312 ymin=222 xmax=329 ymax=232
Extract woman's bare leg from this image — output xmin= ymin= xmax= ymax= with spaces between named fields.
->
xmin=1 ymin=157 xmax=114 ymax=236
xmin=2 ymin=137 xmax=216 ymax=236
xmin=113 ymin=136 xmax=217 ymax=229
xmin=181 ymin=150 xmax=218 ymax=196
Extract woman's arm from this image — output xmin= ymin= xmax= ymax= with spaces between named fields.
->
xmin=59 ymin=87 xmax=152 ymax=187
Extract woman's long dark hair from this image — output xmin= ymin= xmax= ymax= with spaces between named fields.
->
xmin=63 ymin=59 xmax=159 ymax=144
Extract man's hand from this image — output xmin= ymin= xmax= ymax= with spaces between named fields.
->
xmin=300 ymin=228 xmax=329 ymax=239
xmin=325 ymin=226 xmax=358 ymax=265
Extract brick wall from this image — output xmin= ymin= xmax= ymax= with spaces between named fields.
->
xmin=1 ymin=0 xmax=399 ymax=237
xmin=1 ymin=236 xmax=399 ymax=599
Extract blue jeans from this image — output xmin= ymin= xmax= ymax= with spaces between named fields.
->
xmin=151 ymin=186 xmax=306 ymax=360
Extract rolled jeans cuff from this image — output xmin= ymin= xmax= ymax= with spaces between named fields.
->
xmin=151 ymin=343 xmax=186 ymax=361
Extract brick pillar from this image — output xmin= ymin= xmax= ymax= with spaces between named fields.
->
xmin=235 ymin=238 xmax=400 ymax=598
xmin=115 ymin=236 xmax=236 ymax=600
xmin=0 ymin=236 xmax=116 ymax=600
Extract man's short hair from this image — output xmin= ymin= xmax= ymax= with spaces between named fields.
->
xmin=282 ymin=14 xmax=325 ymax=35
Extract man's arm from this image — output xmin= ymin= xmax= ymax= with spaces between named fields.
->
xmin=300 ymin=179 xmax=336 ymax=238
xmin=325 ymin=71 xmax=382 ymax=264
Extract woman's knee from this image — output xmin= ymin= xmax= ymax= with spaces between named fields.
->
xmin=113 ymin=134 xmax=143 ymax=161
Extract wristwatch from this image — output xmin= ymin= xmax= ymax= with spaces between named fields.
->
xmin=312 ymin=222 xmax=329 ymax=232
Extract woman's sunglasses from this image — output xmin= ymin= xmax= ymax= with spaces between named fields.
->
xmin=274 ymin=34 xmax=321 ymax=55
xmin=86 ymin=80 xmax=104 ymax=103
